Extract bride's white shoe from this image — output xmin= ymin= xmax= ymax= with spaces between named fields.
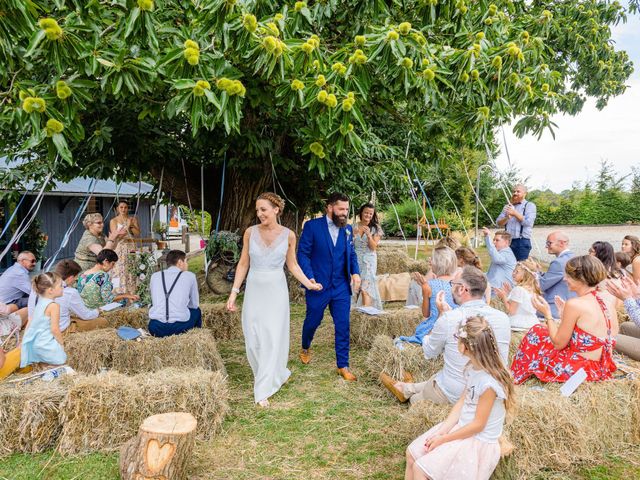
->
xmin=257 ymin=399 xmax=270 ymax=408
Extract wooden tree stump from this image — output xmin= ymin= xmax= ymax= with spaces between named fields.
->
xmin=120 ymin=412 xmax=197 ymax=480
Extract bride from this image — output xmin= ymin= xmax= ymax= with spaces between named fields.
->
xmin=226 ymin=192 xmax=322 ymax=407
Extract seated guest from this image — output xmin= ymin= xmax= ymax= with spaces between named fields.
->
xmin=0 ymin=251 xmax=37 ymax=308
xmin=397 ymin=247 xmax=458 ymax=345
xmin=77 ymin=249 xmax=139 ymax=309
xmin=538 ymin=231 xmax=576 ymax=318
xmin=483 ymin=228 xmax=516 ymax=291
xmin=589 ymin=241 xmax=623 ymax=280
xmin=615 ymin=251 xmax=631 ymax=278
xmin=607 ymin=275 xmax=640 ymax=361
xmin=455 ymin=247 xmax=491 ymax=302
xmin=148 ymin=250 xmax=201 ymax=337
xmin=20 ymin=272 xmax=67 ymax=368
xmin=0 ymin=302 xmax=24 ymax=337
xmin=494 ymin=259 xmax=541 ymax=332
xmin=381 ymin=267 xmax=510 ymax=405
xmin=74 ymin=213 xmax=126 ymax=271
xmin=621 ymin=235 xmax=640 ymax=282
xmin=435 ymin=236 xmax=462 ymax=251
xmin=28 ymin=260 xmax=101 ymax=333
xmin=511 ymin=256 xmax=618 ymax=384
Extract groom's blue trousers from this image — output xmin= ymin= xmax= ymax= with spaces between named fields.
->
xmin=302 ymin=284 xmax=351 ymax=368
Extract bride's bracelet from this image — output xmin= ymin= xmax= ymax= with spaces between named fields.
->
xmin=231 ymin=287 xmax=240 ymax=294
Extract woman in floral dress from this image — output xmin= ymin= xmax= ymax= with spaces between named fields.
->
xmin=511 ymin=255 xmax=618 ymax=384
xmin=352 ymin=203 xmax=383 ymax=310
xmin=77 ymin=249 xmax=139 ymax=309
xmin=109 ymin=201 xmax=141 ymax=294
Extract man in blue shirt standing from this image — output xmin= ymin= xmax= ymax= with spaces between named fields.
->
xmin=496 ymin=184 xmax=537 ymax=261
xmin=483 ymin=228 xmax=517 ymax=292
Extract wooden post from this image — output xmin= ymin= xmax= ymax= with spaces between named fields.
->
xmin=120 ymin=412 xmax=197 ymax=480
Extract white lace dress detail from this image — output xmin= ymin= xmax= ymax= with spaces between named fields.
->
xmin=242 ymin=226 xmax=292 ymax=402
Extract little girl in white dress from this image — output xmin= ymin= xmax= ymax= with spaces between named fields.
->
xmin=405 ymin=315 xmax=515 ymax=480
xmin=494 ymin=259 xmax=541 ymax=331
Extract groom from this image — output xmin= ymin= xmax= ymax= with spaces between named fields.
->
xmin=297 ymin=192 xmax=361 ymax=381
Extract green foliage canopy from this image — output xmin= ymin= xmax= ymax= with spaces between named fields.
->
xmin=0 ymin=0 xmax=635 ymax=218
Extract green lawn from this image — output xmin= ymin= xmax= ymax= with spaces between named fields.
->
xmin=0 ymin=252 xmax=637 ymax=479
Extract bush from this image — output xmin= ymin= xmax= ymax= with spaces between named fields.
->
xmin=381 ymin=200 xmax=469 ymax=237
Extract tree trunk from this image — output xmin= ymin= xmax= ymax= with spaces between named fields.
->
xmin=119 ymin=412 xmax=197 ymax=480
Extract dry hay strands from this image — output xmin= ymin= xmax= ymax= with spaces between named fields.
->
xmin=58 ymin=367 xmax=230 ymax=454
xmin=112 ymin=329 xmax=226 ymax=375
xmin=101 ymin=307 xmax=149 ymax=329
xmin=377 ymin=249 xmax=412 ymax=275
xmin=365 ymin=335 xmax=443 ymax=384
xmin=402 ymin=379 xmax=640 ymax=479
xmin=201 ymin=302 xmax=243 ymax=340
xmin=0 ymin=378 xmax=72 ymax=456
xmin=65 ymin=329 xmax=226 ymax=375
xmin=351 ymin=308 xmax=423 ymax=348
xmin=65 ymin=329 xmax=119 ymax=374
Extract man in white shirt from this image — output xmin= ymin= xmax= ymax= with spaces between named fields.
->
xmin=0 ymin=251 xmax=37 ymax=308
xmin=27 ymin=259 xmax=100 ymax=332
xmin=148 ymin=250 xmax=201 ymax=337
xmin=381 ymin=266 xmax=511 ymax=404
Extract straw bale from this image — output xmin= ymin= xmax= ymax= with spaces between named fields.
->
xmin=377 ymin=250 xmax=411 ymax=275
xmin=351 ymin=308 xmax=423 ymax=348
xmin=0 ymin=378 xmax=71 ymax=456
xmin=65 ymin=329 xmax=120 ymax=374
xmin=58 ymin=368 xmax=229 ymax=454
xmin=365 ymin=335 xmax=443 ymax=384
xmin=201 ymin=303 xmax=243 ymax=340
xmin=102 ymin=308 xmax=149 ymax=329
xmin=65 ymin=329 xmax=226 ymax=375
xmin=402 ymin=379 xmax=640 ymax=479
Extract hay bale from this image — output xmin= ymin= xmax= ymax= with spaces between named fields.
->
xmin=365 ymin=334 xmax=443 ymax=384
xmin=102 ymin=308 xmax=149 ymax=329
xmin=201 ymin=303 xmax=243 ymax=340
xmin=402 ymin=379 xmax=640 ymax=479
xmin=351 ymin=307 xmax=423 ymax=348
xmin=0 ymin=378 xmax=71 ymax=456
xmin=65 ymin=329 xmax=226 ymax=375
xmin=58 ymin=367 xmax=229 ymax=454
xmin=377 ymin=250 xmax=411 ymax=275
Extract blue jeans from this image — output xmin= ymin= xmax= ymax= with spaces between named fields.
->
xmin=510 ymin=238 xmax=532 ymax=261
xmin=148 ymin=308 xmax=202 ymax=337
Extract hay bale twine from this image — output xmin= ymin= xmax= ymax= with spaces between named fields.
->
xmin=401 ymin=379 xmax=640 ymax=479
xmin=201 ymin=303 xmax=243 ymax=340
xmin=58 ymin=368 xmax=229 ymax=454
xmin=0 ymin=378 xmax=71 ymax=456
xmin=351 ymin=307 xmax=423 ymax=348
xmin=65 ymin=329 xmax=226 ymax=375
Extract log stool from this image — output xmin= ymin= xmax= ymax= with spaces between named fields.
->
xmin=120 ymin=411 xmax=197 ymax=480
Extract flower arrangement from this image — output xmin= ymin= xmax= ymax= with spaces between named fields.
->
xmin=127 ymin=251 xmax=157 ymax=306
xmin=152 ymin=220 xmax=168 ymax=240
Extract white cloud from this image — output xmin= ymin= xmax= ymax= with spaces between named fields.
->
xmin=495 ymin=11 xmax=640 ymax=192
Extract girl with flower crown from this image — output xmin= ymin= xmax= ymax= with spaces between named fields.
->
xmin=405 ymin=315 xmax=515 ymax=480
xmin=493 ymin=259 xmax=541 ymax=331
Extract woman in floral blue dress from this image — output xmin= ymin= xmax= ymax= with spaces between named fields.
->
xmin=352 ymin=203 xmax=383 ymax=310
xmin=77 ymin=249 xmax=138 ymax=309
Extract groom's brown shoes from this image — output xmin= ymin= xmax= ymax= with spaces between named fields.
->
xmin=337 ymin=367 xmax=357 ymax=382
xmin=299 ymin=349 xmax=311 ymax=365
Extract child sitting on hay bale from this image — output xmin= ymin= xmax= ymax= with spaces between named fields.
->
xmin=28 ymin=260 xmax=103 ymax=334
xmin=397 ymin=247 xmax=458 ymax=345
xmin=148 ymin=250 xmax=202 ymax=337
xmin=493 ymin=259 xmax=541 ymax=332
xmin=20 ymin=273 xmax=67 ymax=370
xmin=405 ymin=315 xmax=515 ymax=480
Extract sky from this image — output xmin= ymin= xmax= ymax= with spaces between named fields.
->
xmin=494 ymin=6 xmax=640 ymax=193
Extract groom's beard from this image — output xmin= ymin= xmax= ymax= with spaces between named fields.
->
xmin=330 ymin=213 xmax=348 ymax=228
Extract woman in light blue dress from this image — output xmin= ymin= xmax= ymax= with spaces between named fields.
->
xmin=20 ymin=272 xmax=67 ymax=368
xmin=353 ymin=203 xmax=383 ymax=310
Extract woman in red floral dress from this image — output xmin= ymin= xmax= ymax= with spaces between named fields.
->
xmin=511 ymin=255 xmax=618 ymax=384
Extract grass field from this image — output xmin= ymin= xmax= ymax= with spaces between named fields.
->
xmin=1 ymin=252 xmax=638 ymax=479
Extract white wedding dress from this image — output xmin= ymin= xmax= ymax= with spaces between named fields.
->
xmin=242 ymin=225 xmax=292 ymax=403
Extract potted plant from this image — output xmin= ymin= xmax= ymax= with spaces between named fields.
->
xmin=152 ymin=221 xmax=168 ymax=249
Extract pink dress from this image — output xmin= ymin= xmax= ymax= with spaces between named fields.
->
xmin=407 ymin=368 xmax=505 ymax=480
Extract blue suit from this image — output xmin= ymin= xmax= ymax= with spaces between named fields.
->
xmin=539 ymin=250 xmax=577 ymax=318
xmin=297 ymin=216 xmax=360 ymax=368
